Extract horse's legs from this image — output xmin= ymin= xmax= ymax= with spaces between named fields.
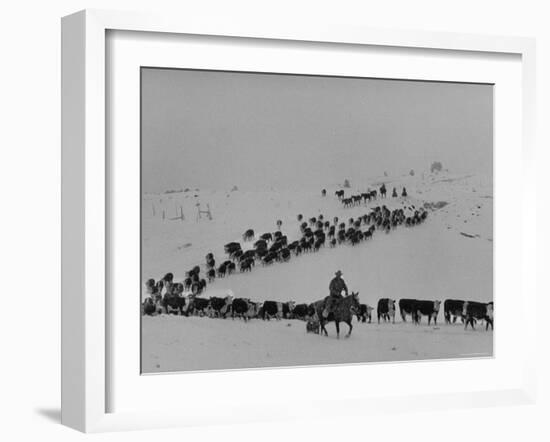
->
xmin=322 ymin=321 xmax=328 ymax=336
xmin=345 ymin=320 xmax=352 ymax=338
xmin=335 ymin=321 xmax=340 ymax=339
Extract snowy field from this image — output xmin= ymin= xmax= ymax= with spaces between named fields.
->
xmin=141 ymin=172 xmax=493 ymax=373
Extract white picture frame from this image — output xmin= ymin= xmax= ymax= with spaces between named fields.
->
xmin=61 ymin=9 xmax=537 ymax=433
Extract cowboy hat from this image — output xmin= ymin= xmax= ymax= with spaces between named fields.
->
xmin=335 ymin=270 xmax=343 ymax=276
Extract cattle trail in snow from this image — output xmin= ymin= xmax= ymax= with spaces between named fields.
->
xmin=141 ymin=172 xmax=493 ymax=373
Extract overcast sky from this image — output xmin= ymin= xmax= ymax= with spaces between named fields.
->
xmin=141 ymin=68 xmax=493 ymax=193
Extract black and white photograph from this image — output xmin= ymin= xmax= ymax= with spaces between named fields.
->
xmin=140 ymin=68 xmax=494 ymax=373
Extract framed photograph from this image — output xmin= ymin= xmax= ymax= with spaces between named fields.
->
xmin=61 ymin=9 xmax=537 ymax=432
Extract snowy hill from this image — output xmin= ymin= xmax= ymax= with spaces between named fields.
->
xmin=141 ymin=171 xmax=493 ymax=373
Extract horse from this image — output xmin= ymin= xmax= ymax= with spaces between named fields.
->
xmin=313 ymin=292 xmax=361 ymax=339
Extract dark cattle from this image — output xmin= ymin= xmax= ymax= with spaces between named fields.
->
xmin=209 ymin=295 xmax=233 ymax=318
xmin=297 ymin=214 xmax=303 ymax=221
xmin=335 ymin=190 xmax=345 ymax=199
xmin=262 ymin=252 xmax=277 ymax=265
xmin=188 ymin=296 xmax=209 ymax=316
xmin=288 ymin=240 xmax=299 ymax=251
xmin=306 ymin=318 xmax=320 ymax=334
xmin=321 ymin=189 xmax=327 ymax=197
xmin=240 ymin=258 xmax=253 ymax=272
xmin=261 ymin=301 xmax=295 ymax=320
xmin=279 ymin=248 xmax=291 ymax=262
xmin=242 ymin=229 xmax=255 ymax=241
xmin=463 ymin=301 xmax=493 ymax=330
xmin=261 ymin=301 xmax=281 ymax=320
xmin=186 ymin=266 xmax=200 ymax=278
xmin=224 ymin=242 xmax=241 ymax=253
xmin=226 ymin=262 xmax=236 ymax=275
xmin=191 ymin=278 xmax=207 ymax=295
xmin=398 ymin=298 xmax=417 ymax=322
xmin=162 ymin=289 xmax=186 ymax=315
xmin=230 ymin=298 xmax=251 ymax=321
xmin=444 ymin=299 xmax=465 ymax=324
xmin=230 ymin=249 xmax=243 ymax=261
xmin=377 ymin=298 xmax=396 ymax=323
xmin=162 ymin=272 xmax=174 ymax=283
xmin=183 ymin=277 xmax=192 ymax=290
xmin=356 ymin=304 xmax=373 ymax=323
xmin=291 ymin=303 xmax=310 ymax=320
xmin=412 ymin=300 xmax=441 ymax=325
xmin=207 ymin=268 xmax=216 ymax=282
xmin=254 ymin=239 xmax=267 ymax=249
xmin=206 ymin=257 xmax=216 ymax=269
xmin=240 ymin=249 xmax=256 ymax=261
xmin=256 ymin=248 xmax=268 ymax=259
xmin=217 ymin=264 xmax=227 ymax=278
xmin=260 ymin=232 xmax=273 ymax=242
xmin=142 ymin=297 xmax=159 ymax=316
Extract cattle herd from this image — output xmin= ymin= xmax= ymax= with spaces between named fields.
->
xmin=142 ymin=187 xmax=493 ymax=333
xmin=142 ymin=281 xmax=493 ymax=332
xmin=337 ymin=184 xmax=408 ymax=208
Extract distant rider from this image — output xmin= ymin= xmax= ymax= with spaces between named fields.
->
xmin=322 ymin=270 xmax=348 ymax=318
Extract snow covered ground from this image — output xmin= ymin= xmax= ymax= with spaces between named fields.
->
xmin=141 ymin=172 xmax=493 ymax=373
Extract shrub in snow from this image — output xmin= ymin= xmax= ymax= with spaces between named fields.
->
xmin=430 ymin=161 xmax=443 ymax=173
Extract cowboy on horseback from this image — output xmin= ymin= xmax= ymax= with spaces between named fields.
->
xmin=322 ymin=270 xmax=348 ymax=318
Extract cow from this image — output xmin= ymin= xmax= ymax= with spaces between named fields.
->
xmin=142 ymin=297 xmax=159 ymax=316
xmin=412 ymin=300 xmax=441 ymax=325
xmin=279 ymin=248 xmax=291 ymax=262
xmin=187 ymin=296 xmax=209 ymax=316
xmin=191 ymin=278 xmax=207 ymax=295
xmin=306 ymin=318 xmax=320 ymax=334
xmin=231 ymin=298 xmax=252 ymax=321
xmin=444 ymin=299 xmax=465 ymax=324
xmin=463 ymin=301 xmax=494 ymax=330
xmin=261 ymin=301 xmax=295 ymax=320
xmin=290 ymin=303 xmax=310 ymax=320
xmin=246 ymin=301 xmax=262 ymax=320
xmin=242 ymin=229 xmax=255 ymax=241
xmin=335 ymin=190 xmax=345 ymax=199
xmin=161 ymin=284 xmax=187 ymax=315
xmin=217 ymin=263 xmax=227 ymax=278
xmin=207 ymin=268 xmax=216 ymax=282
xmin=398 ymin=298 xmax=417 ymax=322
xmin=224 ymin=242 xmax=241 ymax=254
xmin=356 ymin=304 xmax=373 ymax=323
xmin=240 ymin=258 xmax=253 ymax=272
xmin=260 ymin=232 xmax=273 ymax=242
xmin=208 ymin=295 xmax=233 ymax=318
xmin=377 ymin=298 xmax=396 ymax=323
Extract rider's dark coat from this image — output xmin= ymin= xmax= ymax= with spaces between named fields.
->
xmin=329 ymin=276 xmax=348 ymax=298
